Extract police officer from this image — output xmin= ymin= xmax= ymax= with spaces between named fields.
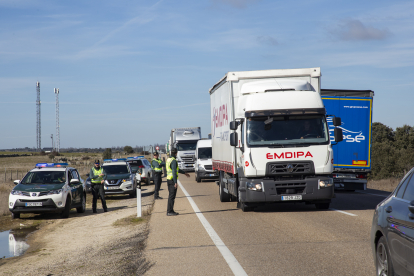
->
xmin=166 ymin=148 xmax=190 ymax=216
xmin=90 ymin=160 xmax=108 ymax=213
xmin=151 ymin=152 xmax=165 ymax=200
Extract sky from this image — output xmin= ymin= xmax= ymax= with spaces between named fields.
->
xmin=0 ymin=0 xmax=413 ymax=149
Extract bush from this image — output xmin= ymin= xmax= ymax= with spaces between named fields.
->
xmin=103 ymin=148 xmax=112 ymax=160
xmin=124 ymin=146 xmax=133 ymax=154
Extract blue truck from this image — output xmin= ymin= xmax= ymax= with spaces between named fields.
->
xmin=321 ymin=89 xmax=374 ymax=191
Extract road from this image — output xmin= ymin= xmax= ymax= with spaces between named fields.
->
xmin=147 ymin=173 xmax=388 ymax=276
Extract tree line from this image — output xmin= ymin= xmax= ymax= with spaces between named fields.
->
xmin=370 ymin=123 xmax=414 ymax=180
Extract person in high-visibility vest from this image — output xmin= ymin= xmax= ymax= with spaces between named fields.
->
xmin=151 ymin=152 xmax=165 ymax=200
xmin=90 ymin=160 xmax=108 ymax=213
xmin=166 ymin=148 xmax=190 ymax=216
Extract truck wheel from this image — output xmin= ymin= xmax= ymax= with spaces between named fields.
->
xmin=315 ymin=203 xmax=330 ymax=210
xmin=196 ymin=173 xmax=201 ymax=183
xmin=219 ymin=173 xmax=230 ymax=202
xmin=61 ymin=196 xmax=71 ymax=218
xmin=77 ymin=193 xmax=86 ymax=213
xmin=11 ymin=212 xmax=20 ymax=219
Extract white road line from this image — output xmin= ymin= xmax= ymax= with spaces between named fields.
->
xmin=178 ymin=180 xmax=248 ymax=276
xmin=329 ymin=208 xmax=358 ymax=217
xmin=356 ymin=191 xmax=388 ymax=198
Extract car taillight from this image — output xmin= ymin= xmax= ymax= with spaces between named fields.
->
xmin=356 ymin=174 xmax=366 ymax=179
xmin=139 ymin=165 xmax=145 ymax=168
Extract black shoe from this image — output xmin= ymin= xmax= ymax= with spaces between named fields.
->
xmin=167 ymin=212 xmax=178 ymax=216
xmin=104 ymin=209 xmax=108 ymax=212
xmin=156 ymin=196 xmax=163 ymax=200
xmin=93 ymin=210 xmax=97 ymax=213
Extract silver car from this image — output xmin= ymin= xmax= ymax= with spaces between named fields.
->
xmin=127 ymin=156 xmax=153 ymax=185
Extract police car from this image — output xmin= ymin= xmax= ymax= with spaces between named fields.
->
xmin=9 ymin=163 xmax=86 ymax=219
xmin=102 ymin=159 xmax=137 ymax=197
xmin=126 ymin=156 xmax=153 ymax=185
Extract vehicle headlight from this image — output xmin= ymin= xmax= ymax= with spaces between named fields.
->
xmin=122 ymin=179 xmax=130 ymax=183
xmin=11 ymin=190 xmax=23 ymax=196
xmin=319 ymin=178 xmax=333 ymax=188
xmin=247 ymin=182 xmax=262 ymax=191
xmin=198 ymin=164 xmax=205 ymax=171
xmin=47 ymin=189 xmax=63 ymax=195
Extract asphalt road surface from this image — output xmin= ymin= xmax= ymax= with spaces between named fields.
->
xmin=172 ymin=173 xmax=388 ymax=276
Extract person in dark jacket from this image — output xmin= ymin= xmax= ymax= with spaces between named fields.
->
xmin=166 ymin=148 xmax=190 ymax=216
xmin=151 ymin=152 xmax=165 ymax=200
xmin=90 ymin=160 xmax=108 ymax=213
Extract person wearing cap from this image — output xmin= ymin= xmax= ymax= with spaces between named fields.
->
xmin=151 ymin=152 xmax=165 ymax=200
xmin=90 ymin=160 xmax=108 ymax=213
xmin=166 ymin=148 xmax=190 ymax=216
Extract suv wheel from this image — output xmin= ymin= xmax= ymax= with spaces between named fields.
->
xmin=376 ymin=236 xmax=394 ymax=276
xmin=61 ymin=196 xmax=71 ymax=218
xmin=146 ymin=174 xmax=150 ymax=185
xmin=76 ymin=193 xmax=86 ymax=213
xmin=11 ymin=212 xmax=20 ymax=219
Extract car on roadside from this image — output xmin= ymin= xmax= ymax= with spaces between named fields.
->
xmin=371 ymin=167 xmax=414 ymax=276
xmin=126 ymin=156 xmax=153 ymax=185
xmin=102 ymin=158 xmax=137 ymax=197
xmin=9 ymin=163 xmax=86 ymax=219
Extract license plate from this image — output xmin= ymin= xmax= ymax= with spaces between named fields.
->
xmin=282 ymin=195 xmax=302 ymax=201
xmin=106 ymin=186 xmax=119 ymax=190
xmin=209 ymin=174 xmax=215 ymax=177
xmin=25 ymin=202 xmax=42 ymax=207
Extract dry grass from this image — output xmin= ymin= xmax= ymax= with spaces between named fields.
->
xmin=367 ymin=178 xmax=402 ymax=192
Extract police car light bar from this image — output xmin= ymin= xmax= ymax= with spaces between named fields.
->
xmin=35 ymin=163 xmax=68 ymax=168
xmin=104 ymin=158 xmax=127 ymax=163
xmin=103 ymin=159 xmax=113 ymax=163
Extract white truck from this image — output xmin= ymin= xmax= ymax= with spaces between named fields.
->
xmin=168 ymin=127 xmax=202 ymax=172
xmin=209 ymin=68 xmax=343 ymax=212
xmin=194 ymin=139 xmax=218 ymax=182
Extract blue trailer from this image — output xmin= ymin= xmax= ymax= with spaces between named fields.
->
xmin=321 ymin=89 xmax=374 ymax=191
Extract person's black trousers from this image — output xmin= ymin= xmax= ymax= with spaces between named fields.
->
xmin=167 ymin=179 xmax=177 ymax=213
xmin=92 ymin=184 xmax=107 ymax=211
xmin=153 ymin=173 xmax=162 ymax=198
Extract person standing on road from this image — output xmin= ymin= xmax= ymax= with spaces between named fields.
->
xmin=90 ymin=160 xmax=108 ymax=213
xmin=166 ymin=148 xmax=190 ymax=216
xmin=151 ymin=152 xmax=165 ymax=200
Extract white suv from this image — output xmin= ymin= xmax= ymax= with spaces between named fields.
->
xmin=9 ymin=163 xmax=86 ymax=219
xmin=102 ymin=159 xmax=137 ymax=197
xmin=127 ymin=156 xmax=153 ymax=185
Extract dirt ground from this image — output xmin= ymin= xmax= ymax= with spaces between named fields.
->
xmin=0 ymin=185 xmax=156 ymax=276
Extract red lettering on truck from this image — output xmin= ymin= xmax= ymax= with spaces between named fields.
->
xmin=266 ymin=151 xmax=313 ymax=159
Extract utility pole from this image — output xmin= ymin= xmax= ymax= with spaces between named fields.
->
xmin=36 ymin=82 xmax=41 ymax=151
xmin=51 ymin=134 xmax=54 ymax=152
xmin=54 ymin=88 xmax=60 ymax=153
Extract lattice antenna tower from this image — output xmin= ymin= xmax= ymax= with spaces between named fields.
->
xmin=36 ymin=82 xmax=41 ymax=151
xmin=54 ymin=88 xmax=60 ymax=153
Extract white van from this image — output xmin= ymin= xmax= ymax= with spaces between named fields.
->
xmin=194 ymin=139 xmax=218 ymax=182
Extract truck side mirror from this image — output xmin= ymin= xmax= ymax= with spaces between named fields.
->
xmin=230 ymin=121 xmax=238 ymax=130
xmin=334 ymin=128 xmax=343 ymax=143
xmin=230 ymin=133 xmax=238 ymax=147
xmin=333 ymin=117 xmax=341 ymax=126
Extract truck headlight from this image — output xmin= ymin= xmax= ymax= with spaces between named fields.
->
xmin=247 ymin=182 xmax=262 ymax=191
xmin=198 ymin=164 xmax=205 ymax=171
xmin=319 ymin=179 xmax=333 ymax=188
xmin=47 ymin=189 xmax=63 ymax=195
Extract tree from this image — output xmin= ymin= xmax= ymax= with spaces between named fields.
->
xmin=103 ymin=148 xmax=112 ymax=160
xmin=394 ymin=125 xmax=414 ymax=150
xmin=124 ymin=146 xmax=133 ymax=154
xmin=371 ymin=122 xmax=394 ymax=143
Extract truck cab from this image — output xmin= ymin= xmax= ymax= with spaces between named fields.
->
xmin=169 ymin=127 xmax=201 ymax=172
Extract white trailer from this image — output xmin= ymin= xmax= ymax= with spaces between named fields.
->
xmin=209 ymin=68 xmax=343 ymax=211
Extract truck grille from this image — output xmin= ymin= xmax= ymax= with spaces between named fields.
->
xmin=275 ymin=182 xmax=306 ymax=195
xmin=181 ymin=155 xmax=194 ymax=163
xmin=266 ymin=161 xmax=314 ymax=175
xmin=204 ymin=165 xmax=213 ymax=171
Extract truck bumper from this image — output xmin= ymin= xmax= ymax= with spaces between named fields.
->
xmin=198 ymin=170 xmax=219 ymax=180
xmin=239 ymin=177 xmax=334 ymax=204
xmin=334 ymin=179 xmax=367 ymax=191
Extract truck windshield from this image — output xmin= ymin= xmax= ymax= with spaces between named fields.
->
xmin=246 ymin=115 xmax=329 ymax=146
xmin=176 ymin=142 xmax=197 ymax=151
xmin=198 ymin=147 xmax=212 ymax=159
